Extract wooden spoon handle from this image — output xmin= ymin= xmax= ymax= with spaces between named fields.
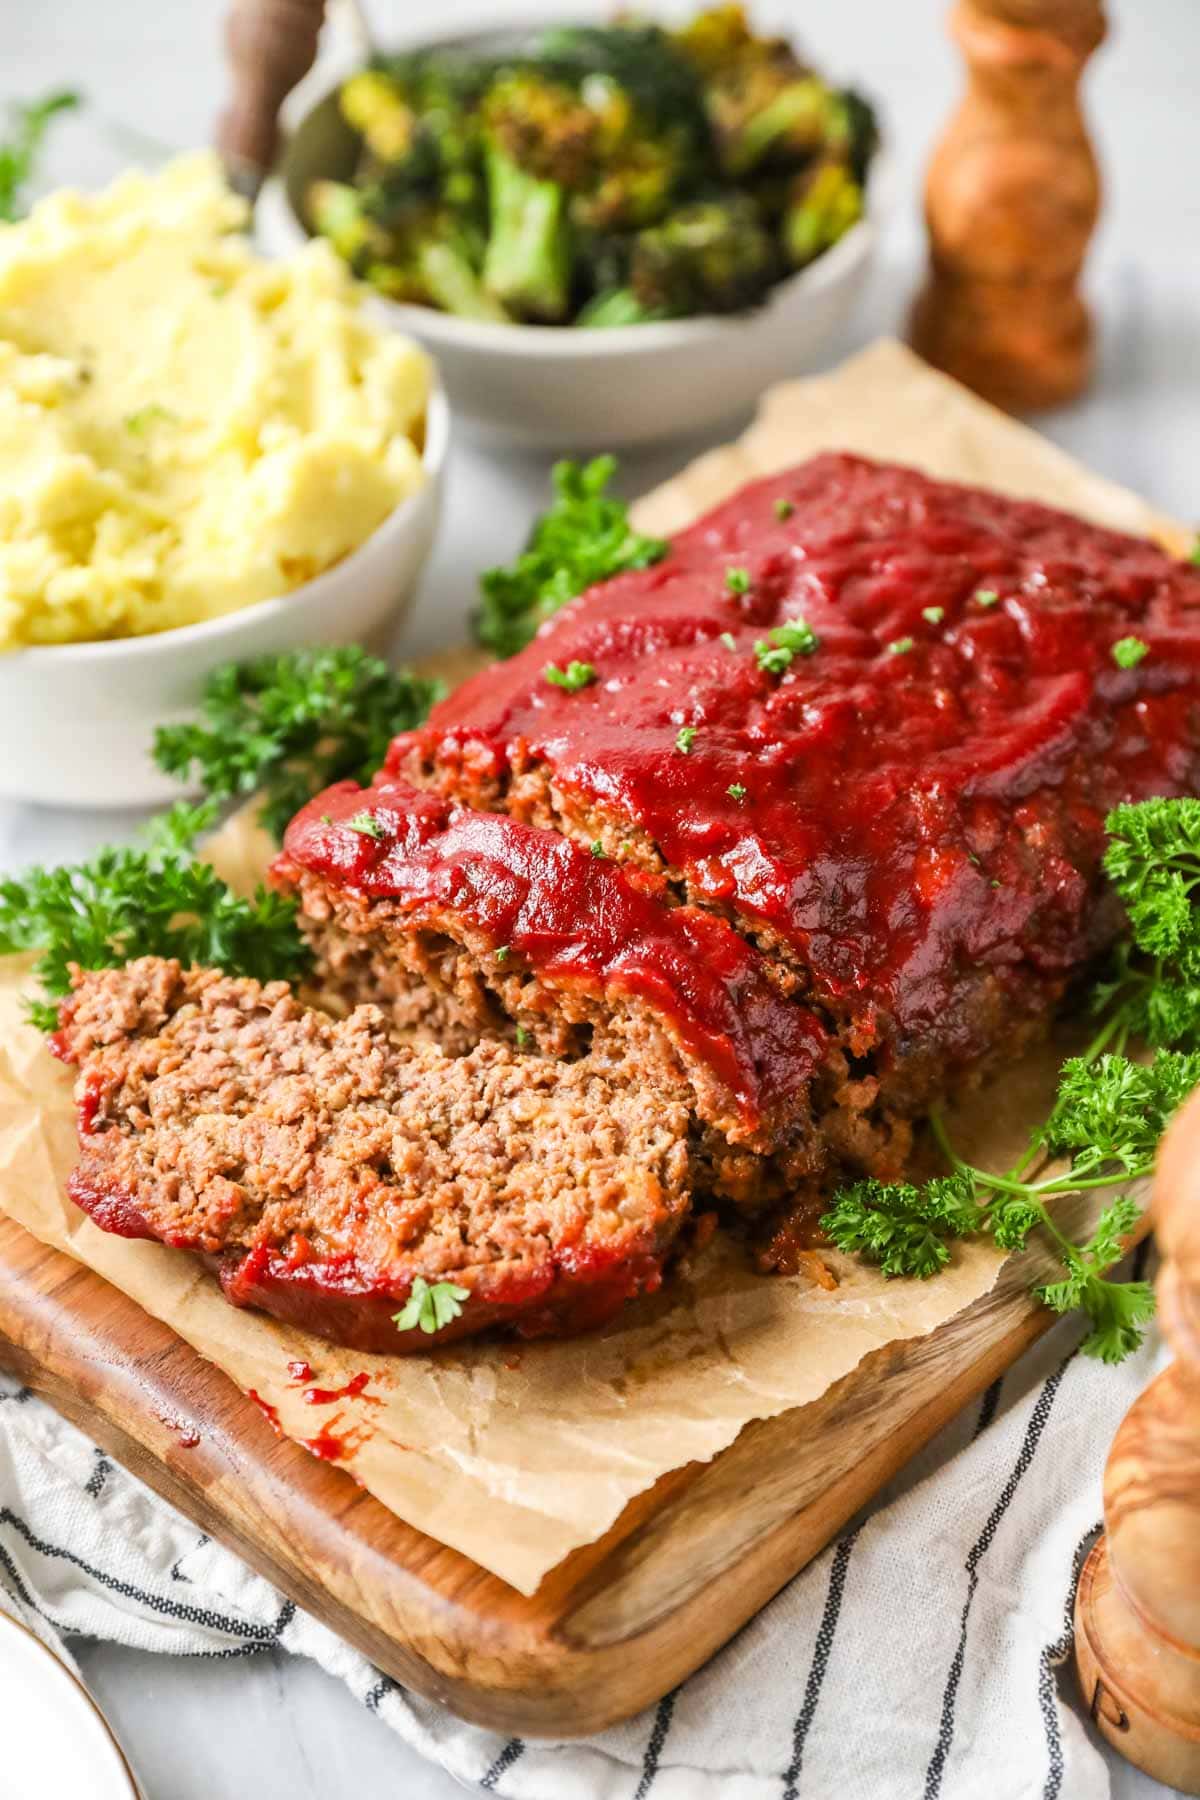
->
xmin=216 ymin=0 xmax=329 ymax=196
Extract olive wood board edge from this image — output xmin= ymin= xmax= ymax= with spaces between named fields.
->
xmin=0 ymin=1204 xmax=1113 ymax=1737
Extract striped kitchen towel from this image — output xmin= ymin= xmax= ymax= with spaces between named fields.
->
xmin=0 ymin=1263 xmax=1167 ymax=1800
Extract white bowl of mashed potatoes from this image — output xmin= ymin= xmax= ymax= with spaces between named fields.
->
xmin=0 ymin=156 xmax=445 ymax=808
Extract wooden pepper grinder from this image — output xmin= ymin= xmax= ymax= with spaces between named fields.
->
xmin=215 ymin=0 xmax=329 ymax=197
xmin=909 ymin=0 xmax=1107 ymax=412
xmin=1073 ymin=1092 xmax=1200 ymax=1793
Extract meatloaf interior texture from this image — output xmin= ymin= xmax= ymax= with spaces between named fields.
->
xmin=54 ymin=959 xmax=692 ymax=1352
xmin=276 ymin=452 xmax=1200 ymax=1244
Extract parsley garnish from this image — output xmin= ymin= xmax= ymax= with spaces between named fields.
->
xmin=1111 ymin=636 xmax=1149 ymax=670
xmin=495 ymin=945 xmax=510 ymax=962
xmin=726 ymin=568 xmax=751 ymax=595
xmin=590 ymin=840 xmax=606 ymax=858
xmin=393 ymin=1277 xmax=470 ymax=1336
xmin=515 ymin=1025 xmax=532 ymax=1049
xmin=476 ymin=457 xmax=667 ymax=658
xmin=0 ymin=803 xmax=311 ymax=1028
xmin=727 ymin=782 xmax=747 ymax=802
xmin=0 ymin=90 xmax=79 ymax=222
xmin=124 ymin=403 xmax=176 ymax=434
xmin=887 ymin=637 xmax=915 ymax=656
xmin=773 ymin=498 xmax=795 ymax=521
xmin=974 ymin=589 xmax=1000 ymax=608
xmin=755 ymin=619 xmax=819 ymax=673
xmin=544 ymin=660 xmax=596 ymax=692
xmin=153 ymin=648 xmax=440 ymax=843
xmin=922 ymin=606 xmax=945 ymax=625
xmin=346 ymin=811 xmax=383 ymax=839
xmin=821 ymin=796 xmax=1200 ymax=1362
xmin=719 ymin=632 xmax=737 ymax=651
xmin=675 ymin=726 xmax=697 ymax=754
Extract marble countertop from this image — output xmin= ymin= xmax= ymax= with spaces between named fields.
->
xmin=4 ymin=1 xmax=1198 ymax=1794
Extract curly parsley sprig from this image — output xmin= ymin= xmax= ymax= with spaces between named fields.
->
xmin=476 ymin=457 xmax=667 ymax=658
xmin=153 ymin=647 xmax=441 ymax=843
xmin=0 ymin=803 xmax=312 ymax=1031
xmin=822 ymin=796 xmax=1200 ymax=1363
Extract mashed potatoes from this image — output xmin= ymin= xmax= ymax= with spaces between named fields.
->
xmin=0 ymin=154 xmax=432 ymax=649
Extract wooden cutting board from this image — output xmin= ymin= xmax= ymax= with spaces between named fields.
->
xmin=0 ymin=1195 xmax=1109 ymax=1737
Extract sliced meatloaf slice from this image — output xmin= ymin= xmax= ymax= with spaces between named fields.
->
xmin=273 ymin=782 xmax=876 ymax=1212
xmin=53 ymin=958 xmax=693 ymax=1353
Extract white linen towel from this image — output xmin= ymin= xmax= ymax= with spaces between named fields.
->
xmin=0 ymin=1264 xmax=1165 ymax=1800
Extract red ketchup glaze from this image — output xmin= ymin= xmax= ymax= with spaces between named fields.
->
xmin=286 ymin=1360 xmax=314 ymax=1383
xmin=279 ymin=781 xmax=826 ymax=1134
xmin=387 ymin=453 xmax=1200 ymax=1042
xmin=247 ymin=1389 xmax=282 ymax=1435
xmin=300 ymin=1371 xmax=376 ymax=1406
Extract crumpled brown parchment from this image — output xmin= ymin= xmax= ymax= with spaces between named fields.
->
xmin=0 ymin=340 xmax=1176 ymax=1595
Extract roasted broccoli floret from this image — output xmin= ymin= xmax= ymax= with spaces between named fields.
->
xmin=576 ymin=287 xmax=672 ymax=328
xmin=476 ymin=71 xmax=612 ymax=320
xmin=781 ymin=158 xmax=863 ymax=268
xmin=481 ymin=70 xmax=597 ymax=189
xmin=340 ymin=70 xmax=419 ymax=163
xmin=309 ymin=180 xmax=504 ymax=321
xmin=480 ymin=142 xmax=572 ymax=321
xmin=629 ymin=194 xmax=777 ymax=316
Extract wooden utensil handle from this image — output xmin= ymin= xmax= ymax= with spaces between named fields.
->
xmin=216 ymin=0 xmax=329 ymax=195
xmin=1074 ymin=1093 xmax=1200 ymax=1794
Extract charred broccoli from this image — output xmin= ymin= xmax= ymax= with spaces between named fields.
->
xmin=629 ymin=195 xmax=777 ymax=316
xmin=312 ymin=10 xmax=878 ymax=326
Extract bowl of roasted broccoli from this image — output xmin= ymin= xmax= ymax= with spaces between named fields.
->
xmin=257 ymin=7 xmax=886 ymax=448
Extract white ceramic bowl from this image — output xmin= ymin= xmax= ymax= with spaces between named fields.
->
xmin=0 ymin=1610 xmax=142 ymax=1799
xmin=257 ymin=37 xmax=888 ymax=450
xmin=0 ymin=386 xmax=448 ymax=810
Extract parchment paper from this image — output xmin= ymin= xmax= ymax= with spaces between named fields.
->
xmin=0 ymin=340 xmax=1180 ymax=1595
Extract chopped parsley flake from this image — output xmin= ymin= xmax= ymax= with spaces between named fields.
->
xmin=590 ymin=840 xmax=605 ymax=858
xmin=1111 ymin=636 xmax=1149 ymax=670
xmin=727 ymin=782 xmax=747 ymax=802
xmin=544 ymin=660 xmax=596 ymax=692
xmin=887 ymin=637 xmax=915 ymax=656
xmin=495 ymin=945 xmax=510 ymax=962
xmin=675 ymin=726 xmax=697 ymax=754
xmin=773 ymin=498 xmax=795 ymax=521
xmin=1190 ymin=538 xmax=1200 ymax=567
xmin=515 ymin=1025 xmax=532 ymax=1049
xmin=346 ymin=811 xmax=383 ymax=838
xmin=974 ymin=589 xmax=999 ymax=608
xmin=319 ymin=813 xmax=333 ymax=825
xmin=755 ymin=618 xmax=819 ymax=674
xmin=725 ymin=568 xmax=751 ymax=595
xmin=922 ymin=606 xmax=945 ymax=625
xmin=124 ymin=403 xmax=176 ymax=434
xmin=719 ymin=631 xmax=737 ymax=651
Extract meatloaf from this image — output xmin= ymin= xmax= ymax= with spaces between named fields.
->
xmin=53 ymin=958 xmax=692 ymax=1352
xmin=276 ymin=452 xmax=1200 ymax=1230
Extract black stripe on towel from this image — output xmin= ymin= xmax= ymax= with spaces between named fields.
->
xmin=633 ymin=1689 xmax=678 ymax=1799
xmin=0 ymin=1507 xmax=280 ymax=1642
xmin=972 ymin=1378 xmax=1003 ymax=1439
xmin=84 ymin=1451 xmax=113 ymax=1498
xmin=922 ymin=1354 xmax=1073 ymax=1800
xmin=781 ymin=1528 xmax=860 ymax=1799
xmin=364 ymin=1674 xmax=399 ymax=1713
xmin=479 ymin=1737 xmax=525 ymax=1790
xmin=1038 ymin=1520 xmax=1103 ymax=1800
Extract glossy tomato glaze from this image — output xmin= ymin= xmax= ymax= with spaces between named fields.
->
xmin=280 ymin=777 xmax=827 ymax=1136
xmin=386 ymin=454 xmax=1200 ymax=1049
